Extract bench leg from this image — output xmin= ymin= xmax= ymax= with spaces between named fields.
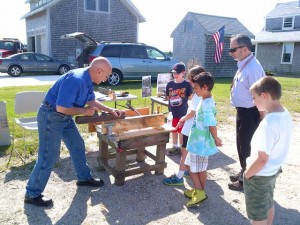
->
xmin=155 ymin=144 xmax=166 ymax=175
xmin=97 ymin=140 xmax=108 ymax=171
xmin=136 ymin=147 xmax=145 ymax=162
xmin=114 ymin=150 xmax=126 ymax=185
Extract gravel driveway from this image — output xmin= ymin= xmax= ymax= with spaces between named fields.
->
xmin=1 ymin=117 xmax=299 ymax=225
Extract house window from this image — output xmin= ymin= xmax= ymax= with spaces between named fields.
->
xmin=283 ymin=17 xmax=293 ymax=30
xmin=85 ymin=0 xmax=109 ymax=13
xmin=281 ymin=43 xmax=294 ymax=64
xmin=184 ymin=20 xmax=193 ymax=32
xmin=33 ymin=0 xmax=50 ymax=9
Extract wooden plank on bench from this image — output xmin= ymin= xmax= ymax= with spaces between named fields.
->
xmin=100 ymin=114 xmax=165 ymax=134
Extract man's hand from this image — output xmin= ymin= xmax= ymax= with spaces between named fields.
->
xmin=84 ymin=106 xmax=97 ymax=116
xmin=110 ymin=109 xmax=123 ymax=117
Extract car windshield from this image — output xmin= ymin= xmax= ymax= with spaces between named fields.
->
xmin=0 ymin=41 xmax=14 ymax=50
xmin=146 ymin=47 xmax=165 ymax=60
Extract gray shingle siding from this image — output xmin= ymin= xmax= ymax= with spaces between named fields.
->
xmin=295 ymin=15 xmax=300 ymax=29
xmin=254 ymin=1 xmax=300 ymax=75
xmin=26 ymin=11 xmax=47 ymax=31
xmin=49 ymin=0 xmax=138 ymax=62
xmin=172 ymin=19 xmax=206 ymax=67
xmin=172 ymin=12 xmax=250 ymax=77
xmin=24 ymin=0 xmax=141 ymax=65
xmin=205 ymin=36 xmax=237 ymax=77
xmin=265 ymin=18 xmax=282 ymax=31
xmin=257 ymin=43 xmax=300 ymax=74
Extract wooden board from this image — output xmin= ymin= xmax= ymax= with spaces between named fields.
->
xmin=100 ymin=114 xmax=165 ymax=135
xmin=87 ymin=107 xmax=150 ymax=132
xmin=124 ymin=107 xmax=150 ymax=117
xmin=116 ymin=125 xmax=173 ymax=140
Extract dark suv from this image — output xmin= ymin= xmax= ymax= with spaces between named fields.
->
xmin=61 ymin=32 xmax=177 ymax=85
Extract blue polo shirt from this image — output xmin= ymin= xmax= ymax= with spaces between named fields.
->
xmin=45 ymin=68 xmax=95 ymax=108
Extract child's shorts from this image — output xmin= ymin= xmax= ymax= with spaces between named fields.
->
xmin=185 ymin=152 xmax=208 ymax=173
xmin=244 ymin=172 xmax=279 ymax=221
xmin=172 ymin=118 xmax=183 ymax=133
xmin=182 ymin=134 xmax=188 ymax=148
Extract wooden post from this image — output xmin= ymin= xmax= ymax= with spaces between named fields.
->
xmin=155 ymin=143 xmax=166 ymax=175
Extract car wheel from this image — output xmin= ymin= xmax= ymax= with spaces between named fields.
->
xmin=8 ymin=65 xmax=22 ymax=77
xmin=107 ymin=69 xmax=123 ymax=86
xmin=58 ymin=65 xmax=70 ymax=75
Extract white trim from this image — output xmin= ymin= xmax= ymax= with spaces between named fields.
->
xmin=84 ymin=0 xmax=110 ymax=14
xmin=282 ymin=16 xmax=294 ymax=30
xmin=21 ymin=0 xmax=62 ymax=19
xmin=281 ymin=42 xmax=294 ymax=64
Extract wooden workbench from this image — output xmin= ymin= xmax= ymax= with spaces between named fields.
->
xmin=96 ymin=114 xmax=174 ymax=185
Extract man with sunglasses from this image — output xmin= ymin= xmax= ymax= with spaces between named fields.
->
xmin=24 ymin=57 xmax=123 ymax=207
xmin=228 ymin=34 xmax=265 ymax=191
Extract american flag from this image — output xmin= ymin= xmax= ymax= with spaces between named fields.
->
xmin=212 ymin=26 xmax=225 ymax=63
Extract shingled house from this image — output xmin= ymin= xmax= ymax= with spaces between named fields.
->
xmin=21 ymin=0 xmax=145 ymax=64
xmin=171 ymin=12 xmax=253 ymax=77
xmin=254 ymin=0 xmax=300 ymax=76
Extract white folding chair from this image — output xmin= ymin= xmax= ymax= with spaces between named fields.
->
xmin=7 ymin=91 xmax=46 ymax=165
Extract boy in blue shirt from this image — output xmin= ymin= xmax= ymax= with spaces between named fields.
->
xmin=185 ymin=71 xmax=222 ymax=207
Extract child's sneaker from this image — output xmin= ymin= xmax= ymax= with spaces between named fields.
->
xmin=168 ymin=146 xmax=181 ymax=156
xmin=184 ymin=188 xmax=195 ymax=198
xmin=162 ymin=174 xmax=184 ymax=186
xmin=183 ymin=171 xmax=190 ymax=178
xmin=186 ymin=189 xmax=208 ymax=207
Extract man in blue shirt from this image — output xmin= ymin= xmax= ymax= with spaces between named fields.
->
xmin=229 ymin=34 xmax=265 ymax=191
xmin=24 ymin=57 xmax=122 ymax=207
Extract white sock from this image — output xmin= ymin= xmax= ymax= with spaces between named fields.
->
xmin=177 ymin=144 xmax=182 ymax=149
xmin=177 ymin=170 xmax=185 ymax=179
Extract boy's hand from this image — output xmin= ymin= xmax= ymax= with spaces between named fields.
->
xmin=175 ymin=121 xmax=184 ymax=129
xmin=215 ymin=137 xmax=223 ymax=147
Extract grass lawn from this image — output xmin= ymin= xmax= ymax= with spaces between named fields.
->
xmin=1 ymin=76 xmax=299 ymax=167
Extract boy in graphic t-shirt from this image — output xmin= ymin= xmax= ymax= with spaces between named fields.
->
xmin=165 ymin=62 xmax=193 ymax=156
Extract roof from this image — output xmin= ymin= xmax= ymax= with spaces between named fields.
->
xmin=21 ymin=0 xmax=146 ymax=23
xmin=253 ymin=30 xmax=300 ymax=43
xmin=171 ymin=12 xmax=253 ymax=38
xmin=265 ymin=1 xmax=300 ymax=18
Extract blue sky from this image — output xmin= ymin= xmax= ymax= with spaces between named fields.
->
xmin=0 ymin=0 xmax=293 ymax=51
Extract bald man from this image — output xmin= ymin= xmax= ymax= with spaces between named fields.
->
xmin=25 ymin=57 xmax=122 ymax=207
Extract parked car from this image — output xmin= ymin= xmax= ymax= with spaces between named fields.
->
xmin=61 ymin=32 xmax=177 ymax=85
xmin=0 ymin=52 xmax=76 ymax=77
xmin=0 ymin=38 xmax=25 ymax=58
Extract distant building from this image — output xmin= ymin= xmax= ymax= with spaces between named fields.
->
xmin=171 ymin=12 xmax=253 ymax=77
xmin=22 ymin=0 xmax=145 ymax=64
xmin=253 ymin=0 xmax=300 ymax=76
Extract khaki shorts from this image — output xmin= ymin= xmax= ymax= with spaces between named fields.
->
xmin=244 ymin=172 xmax=279 ymax=221
xmin=185 ymin=152 xmax=208 ymax=173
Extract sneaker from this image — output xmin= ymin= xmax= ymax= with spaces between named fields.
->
xmin=24 ymin=194 xmax=53 ymax=207
xmin=183 ymin=171 xmax=190 ymax=178
xmin=168 ymin=146 xmax=181 ymax=156
xmin=229 ymin=171 xmax=243 ymax=182
xmin=184 ymin=188 xmax=195 ymax=198
xmin=76 ymin=178 xmax=104 ymax=187
xmin=228 ymin=181 xmax=243 ymax=191
xmin=162 ymin=174 xmax=184 ymax=186
xmin=186 ymin=189 xmax=208 ymax=207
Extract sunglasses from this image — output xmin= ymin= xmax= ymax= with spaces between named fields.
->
xmin=229 ymin=46 xmax=245 ymax=53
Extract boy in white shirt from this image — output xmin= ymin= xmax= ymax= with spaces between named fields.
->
xmin=244 ymin=76 xmax=293 ymax=225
